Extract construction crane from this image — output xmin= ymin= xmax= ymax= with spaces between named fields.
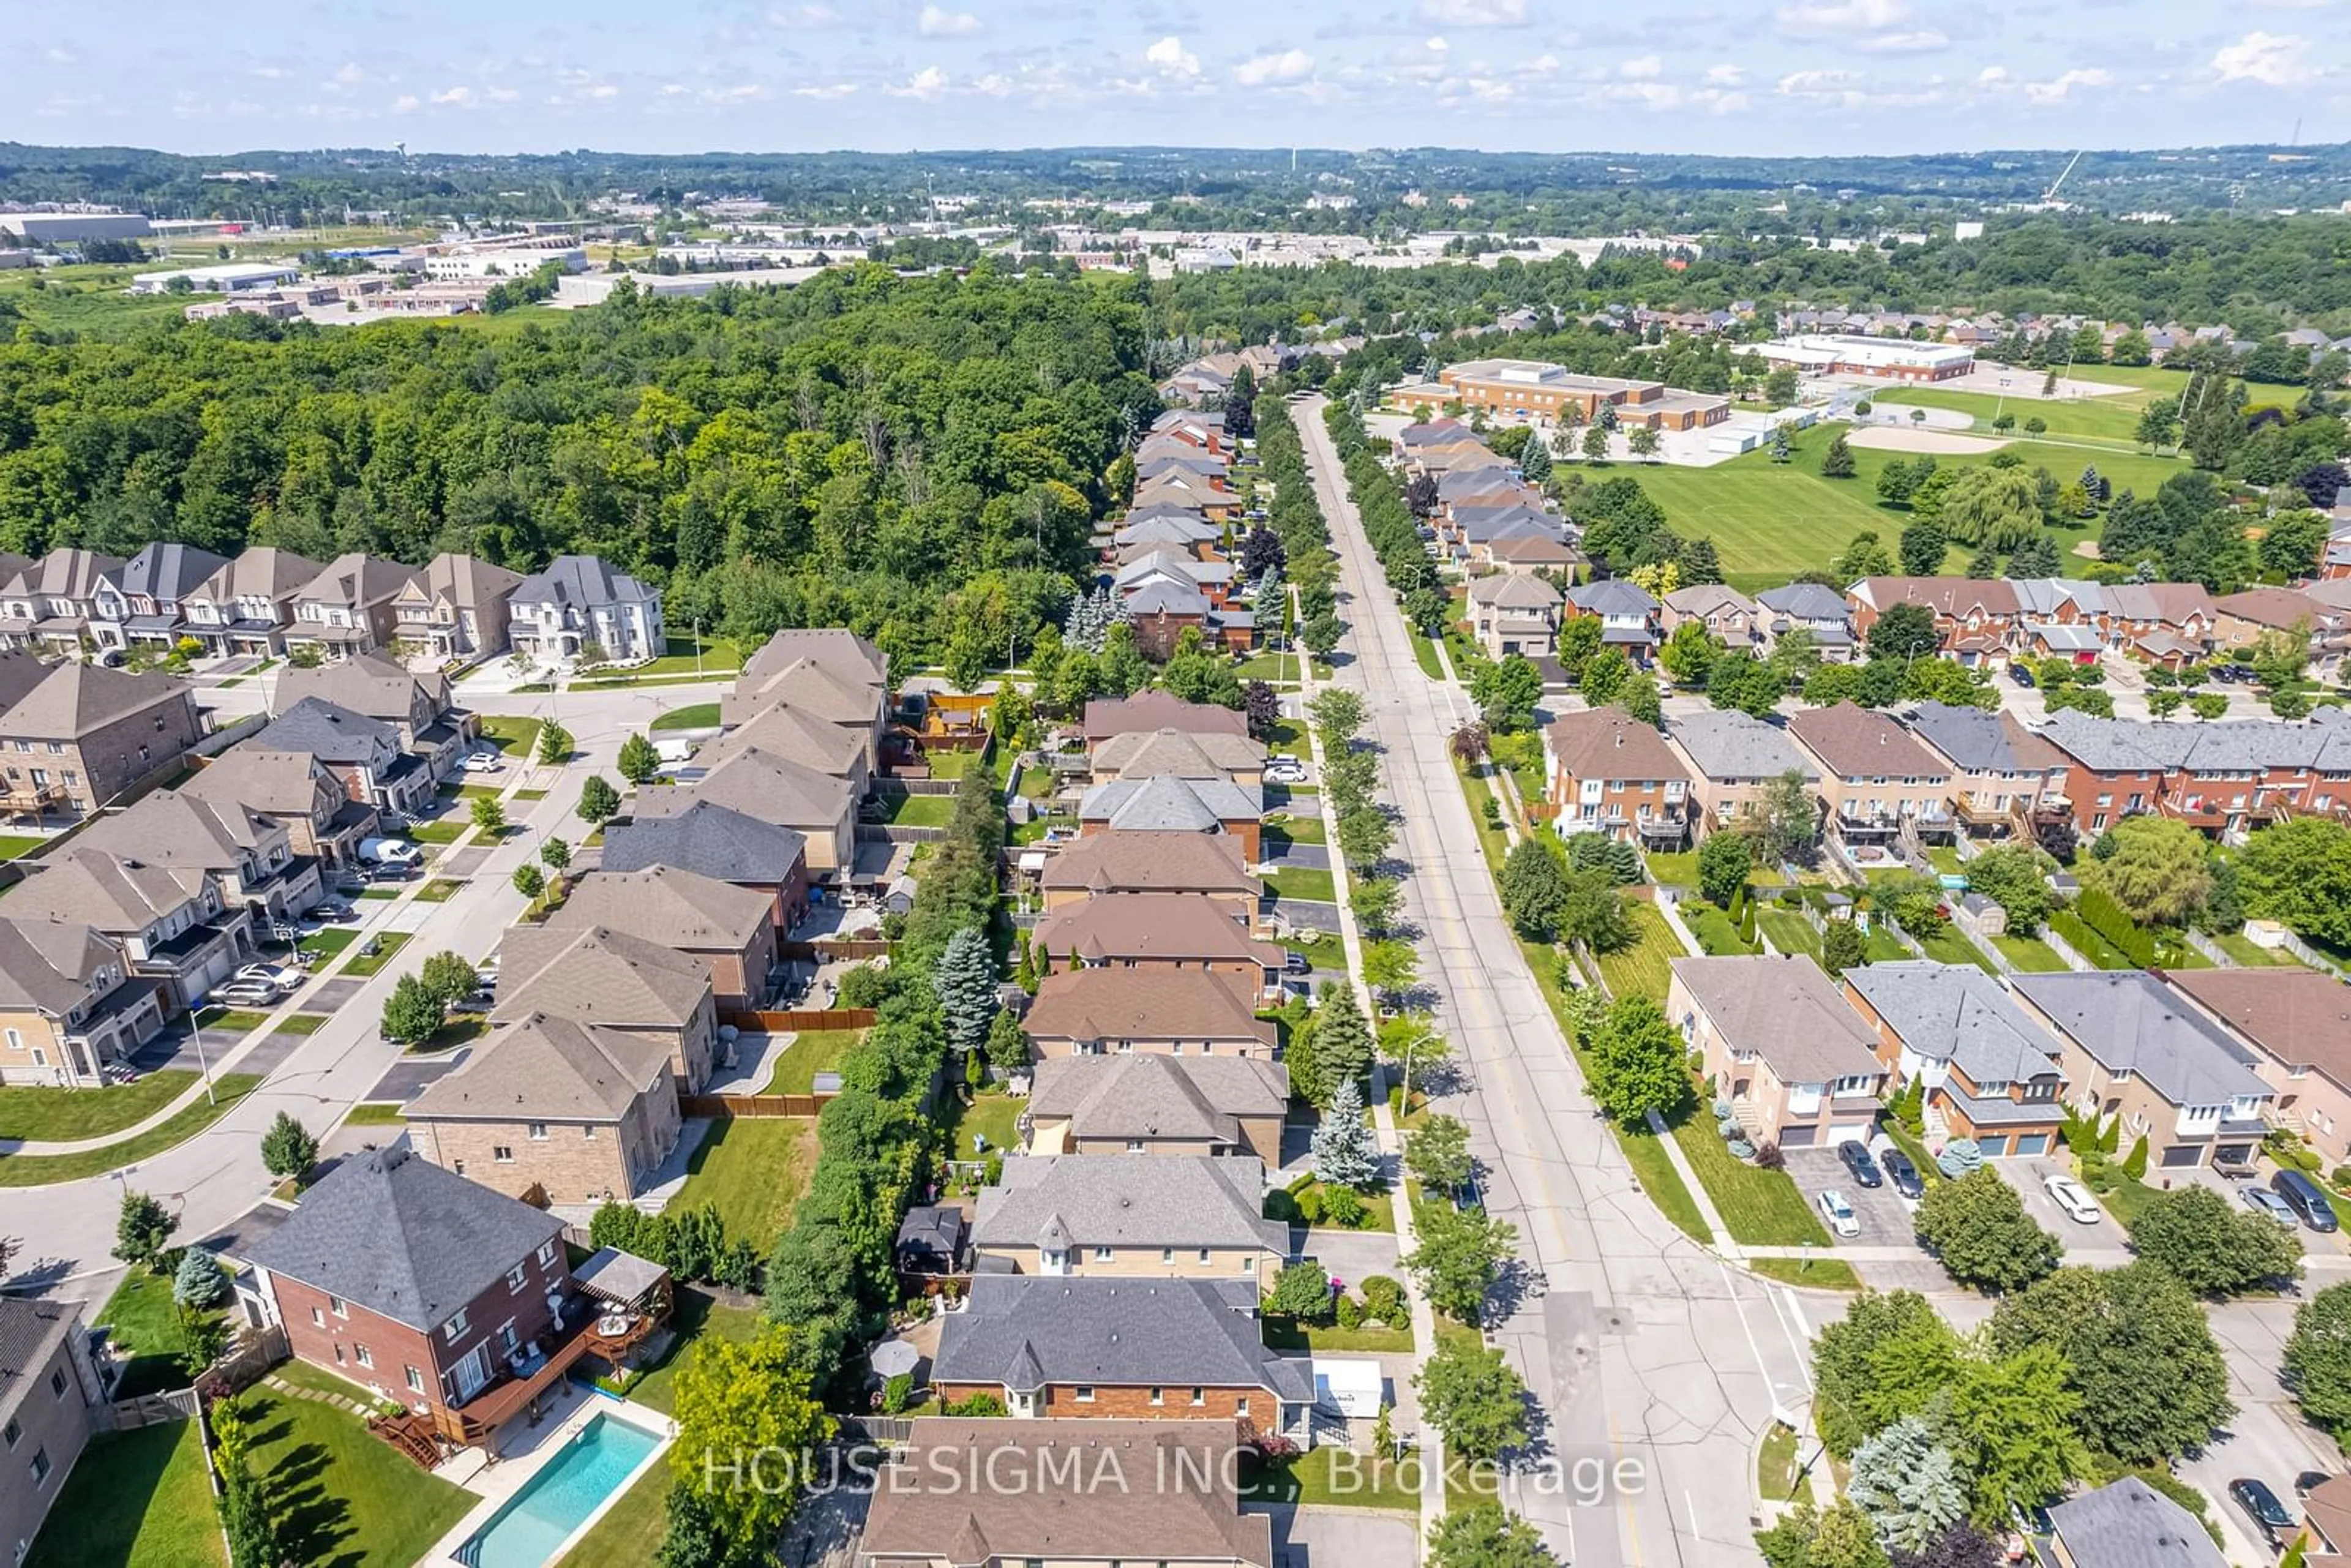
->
xmin=2042 ymin=149 xmax=2085 ymax=204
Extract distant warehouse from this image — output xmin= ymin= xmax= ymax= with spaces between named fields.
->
xmin=0 ymin=211 xmax=153 ymax=244
xmin=130 ymin=261 xmax=299 ymax=295
xmin=1749 ymin=334 xmax=1975 ymax=383
xmin=1391 ymin=357 xmax=1731 ymax=431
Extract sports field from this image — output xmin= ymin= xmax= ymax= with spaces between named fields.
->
xmin=1630 ymin=421 xmax=2193 ymax=590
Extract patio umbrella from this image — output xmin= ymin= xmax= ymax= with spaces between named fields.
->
xmin=869 ymin=1338 xmax=921 ymax=1379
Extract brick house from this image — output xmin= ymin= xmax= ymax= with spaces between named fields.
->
xmin=1660 ymin=584 xmax=1761 ymax=648
xmin=389 ymin=552 xmax=525 ymax=662
xmin=245 ymin=1146 xmax=578 ymax=1448
xmin=550 ymin=867 xmax=779 ymax=1011
xmin=0 ymin=1296 xmax=108 ymax=1564
xmin=1035 ymin=832 xmax=1262 ymax=918
xmin=1662 ymin=710 xmax=1820 ymax=842
xmin=0 ymin=915 xmax=167 ymax=1086
xmin=4 ymin=846 xmax=255 ymax=1012
xmin=969 ymin=1156 xmax=1287 ymax=1282
xmin=1543 ymin=705 xmax=1691 ymax=847
xmin=632 ymin=752 xmax=852 ymax=884
xmin=2031 ymin=710 xmax=2351 ymax=839
xmin=1468 ymin=572 xmax=1564 ymax=659
xmin=931 ymin=1275 xmax=1313 ymax=1430
xmin=250 ymin=698 xmax=439 ymax=817
xmin=1902 ymin=701 xmax=2070 ymax=839
xmin=1845 ymin=577 xmax=2020 ymax=661
xmin=2165 ymin=968 xmax=2351 ymax=1169
xmin=71 ymin=788 xmax=325 ymax=923
xmin=727 ymin=628 xmax=890 ymax=769
xmin=1076 ymin=776 xmax=1263 ymax=863
xmin=1122 ymin=580 xmax=1213 ymax=662
xmin=1024 ymin=1054 xmax=1289 ymax=1163
xmin=1082 ymin=691 xmax=1247 ymax=749
xmin=1839 ymin=962 xmax=2068 ymax=1157
xmin=1754 ymin=582 xmax=1858 ymax=662
xmin=494 ymin=925 xmax=718 ymax=1092
xmin=1021 ymin=968 xmax=1277 ymax=1060
xmin=405 ymin=1013 xmax=683 ymax=1203
xmin=0 ymin=662 xmax=201 ymax=824
xmin=274 ymin=652 xmax=476 ymax=781
xmin=1667 ymin=955 xmax=1888 ymax=1149
xmin=182 ymin=748 xmax=377 ymax=870
xmin=2102 ymin=582 xmax=2217 ymax=667
xmin=178 ymin=547 xmax=326 ymax=658
xmin=2009 ymin=970 xmax=2273 ymax=1171
xmin=285 ymin=552 xmax=422 ymax=661
xmin=1787 ymin=702 xmax=1956 ymax=852
xmin=1089 ymin=728 xmax=1267 ymax=790
xmin=598 ymin=800 xmax=812 ymax=931
xmin=1031 ymin=893 xmax=1283 ymax=989
xmin=698 ymin=702 xmax=871 ymax=795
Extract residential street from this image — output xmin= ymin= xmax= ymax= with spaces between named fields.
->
xmin=1299 ymin=395 xmax=1814 ymax=1567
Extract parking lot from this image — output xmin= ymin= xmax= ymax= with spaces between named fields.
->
xmin=1783 ymin=1144 xmax=1915 ymax=1244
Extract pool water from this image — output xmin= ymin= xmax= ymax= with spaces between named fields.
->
xmin=461 ymin=1411 xmax=662 ymax=1568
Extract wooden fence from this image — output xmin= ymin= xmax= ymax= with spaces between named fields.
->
xmin=780 ymin=938 xmax=892 ymax=962
xmin=680 ymin=1091 xmax=831 ymax=1119
xmin=721 ymin=1007 xmax=877 ymax=1033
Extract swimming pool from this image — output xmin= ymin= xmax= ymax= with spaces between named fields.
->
xmin=459 ymin=1411 xmax=663 ymax=1568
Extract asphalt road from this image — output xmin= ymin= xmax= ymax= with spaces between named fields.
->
xmin=1299 ymin=394 xmax=1814 ymax=1567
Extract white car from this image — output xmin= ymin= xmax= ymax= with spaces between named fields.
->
xmin=209 ymin=982 xmax=282 ymax=1008
xmin=359 ymin=836 xmax=422 ymax=865
xmin=233 ymin=962 xmax=303 ymax=992
xmin=461 ymin=751 xmax=502 ymax=773
xmin=1815 ymin=1189 xmax=1861 ymax=1239
xmin=2043 ymin=1173 xmax=2104 ymax=1225
xmin=1265 ymin=760 xmax=1308 ymax=784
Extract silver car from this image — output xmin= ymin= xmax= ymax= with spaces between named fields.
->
xmin=1815 ymin=1189 xmax=1860 ymax=1239
xmin=2244 ymin=1187 xmax=2301 ymax=1229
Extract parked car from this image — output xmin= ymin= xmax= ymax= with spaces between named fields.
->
xmin=368 ymin=861 xmax=415 ymax=883
xmin=358 ymin=836 xmax=421 ymax=865
xmin=1265 ymin=759 xmax=1309 ymax=784
xmin=1838 ymin=1140 xmax=1883 ymax=1189
xmin=1815 ymin=1190 xmax=1860 ymax=1239
xmin=1284 ymin=951 xmax=1313 ymax=975
xmin=2229 ymin=1479 xmax=2297 ymax=1550
xmin=308 ymin=899 xmax=358 ymax=923
xmin=2244 ymin=1187 xmax=2301 ymax=1229
xmin=209 ymin=982 xmax=281 ymax=1008
xmin=1879 ymin=1147 xmax=1924 ymax=1201
xmin=461 ymin=750 xmax=501 ymax=774
xmin=233 ymin=962 xmax=303 ymax=993
xmin=2272 ymin=1169 xmax=2340 ymax=1233
xmin=2008 ymin=664 xmax=2036 ymax=688
xmin=2042 ymin=1173 xmax=2102 ymax=1225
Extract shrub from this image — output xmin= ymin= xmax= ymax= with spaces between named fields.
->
xmin=1333 ymin=1293 xmax=1365 ymax=1330
xmin=2333 ymin=1166 xmax=2351 ymax=1192
xmin=2121 ymin=1135 xmax=2150 ymax=1182
xmin=881 ymin=1373 xmax=915 ymax=1414
xmin=1360 ymin=1275 xmax=1406 ymax=1324
xmin=1728 ymin=1139 xmax=1757 ymax=1160
xmin=1755 ymin=1142 xmax=1786 ymax=1171
xmin=1322 ymin=1186 xmax=1368 ymax=1229
xmin=943 ymin=1392 xmax=1007 ymax=1417
xmin=1937 ymin=1139 xmax=1984 ymax=1177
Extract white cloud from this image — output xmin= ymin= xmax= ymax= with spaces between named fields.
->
xmin=918 ymin=5 xmax=982 ymax=36
xmin=2023 ymin=66 xmax=2111 ymax=103
xmin=46 ymin=46 xmax=75 ymax=64
xmin=1774 ymin=66 xmax=1944 ymax=107
xmin=887 ymin=65 xmax=951 ymax=98
xmin=587 ymin=83 xmax=621 ymax=99
xmin=1704 ymin=63 xmax=1747 ymax=85
xmin=1417 ymin=0 xmax=1528 ymax=26
xmin=1425 ymin=35 xmax=1449 ymax=51
xmin=429 ymin=85 xmax=474 ymax=105
xmin=972 ymin=72 xmax=1016 ymax=95
xmin=791 ymin=81 xmax=858 ymax=99
xmin=332 ymin=61 xmax=367 ymax=85
xmin=1775 ymin=0 xmax=1911 ymax=35
xmin=1619 ymin=54 xmax=1663 ymax=79
xmin=1145 ymin=35 xmax=1201 ymax=77
xmin=392 ymin=93 xmax=421 ymax=111
xmin=1854 ymin=28 xmax=1949 ymax=53
xmin=1235 ymin=48 xmax=1315 ymax=86
xmin=767 ymin=4 xmax=841 ymax=24
xmin=2211 ymin=31 xmax=2316 ymax=84
xmin=1976 ymin=65 xmax=2012 ymax=85
xmin=700 ymin=83 xmax=768 ymax=103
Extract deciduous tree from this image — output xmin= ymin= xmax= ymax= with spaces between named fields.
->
xmin=2285 ymin=1281 xmax=2351 ymax=1437
xmin=1406 ymin=1204 xmax=1519 ymax=1326
xmin=2131 ymin=1184 xmax=2304 ymax=1296
xmin=618 ymin=731 xmax=662 ymax=783
xmin=1415 ymin=1337 xmax=1531 ymax=1458
xmin=1589 ymin=994 xmax=1692 ymax=1124
xmin=666 ymin=1322 xmax=834 ymax=1562
xmin=1913 ymin=1167 xmax=2060 ymax=1293
xmin=1989 ymin=1262 xmax=2235 ymax=1463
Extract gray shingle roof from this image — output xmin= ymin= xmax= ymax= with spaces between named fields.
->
xmin=2045 ymin=1477 xmax=2226 ymax=1568
xmin=973 ymin=1155 xmax=1286 ymax=1253
xmin=247 ymin=1146 xmax=564 ymax=1332
xmin=934 ymin=1275 xmax=1314 ymax=1403
xmin=252 ymin=696 xmax=402 ymax=765
xmin=1904 ymin=702 xmax=2066 ymax=774
xmin=1081 ymin=775 xmax=1261 ymax=830
xmin=0 ymin=1295 xmax=80 ymax=1424
xmin=112 ymin=542 xmax=230 ymax=602
xmin=1670 ymin=954 xmax=1884 ymax=1084
xmin=1028 ymin=1052 xmax=1288 ymax=1141
xmin=1840 ymin=962 xmax=2065 ymax=1087
xmin=1755 ymin=582 xmax=1851 ymax=621
xmin=2011 ymin=970 xmax=2271 ymax=1108
xmin=1664 ymin=710 xmax=1816 ymax=783
xmin=1565 ymin=579 xmax=1660 ymax=617
xmin=600 ymin=800 xmax=808 ymax=884
xmin=1092 ymin=727 xmax=1265 ymax=781
xmin=0 ymin=916 xmax=117 ymax=1017
xmin=511 ymin=553 xmax=658 ymax=609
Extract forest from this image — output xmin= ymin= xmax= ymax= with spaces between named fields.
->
xmin=0 ymin=262 xmax=1158 ymax=672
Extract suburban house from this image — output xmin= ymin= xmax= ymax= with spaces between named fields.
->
xmin=700 ymin=703 xmax=871 ymax=795
xmin=244 ymin=1146 xmax=580 ymax=1449
xmin=72 ymin=789 xmax=324 ymax=923
xmin=2031 ymin=710 xmax=2351 ymax=839
xmin=1036 ymin=833 xmax=1262 ymax=917
xmin=89 ymin=542 xmax=230 ymax=653
xmin=931 ymin=1275 xmax=1313 ymax=1430
xmin=274 ymin=653 xmax=475 ymax=780
xmin=1787 ymin=702 xmax=1956 ymax=852
xmin=1562 ymin=579 xmax=1661 ymax=661
xmin=508 ymin=554 xmax=666 ymax=664
xmin=0 ymin=1295 xmax=109 ymax=1564
xmin=858 ymin=1419 xmax=1275 ymax=1568
xmin=895 ymin=675 xmax=996 ymax=745
xmin=1755 ymin=582 xmax=1858 ymax=661
xmin=286 ymin=553 xmax=421 ymax=660
xmin=390 ymin=553 xmax=527 ymax=662
xmin=1021 ymin=968 xmax=1278 ymax=1059
xmin=0 ymin=662 xmax=203 ymax=823
xmin=404 ymin=1012 xmax=683 ymax=1204
xmin=1031 ymin=893 xmax=1282 ymax=988
xmin=2102 ymin=581 xmax=2218 ymax=667
xmin=2009 ymin=970 xmax=2273 ymax=1171
xmin=1082 ymin=691 xmax=1247 ymax=750
xmin=2 ymin=846 xmax=254 ymax=1011
xmin=251 ymin=698 xmax=438 ymax=817
xmin=179 ymin=547 xmax=327 ymax=658
xmin=1089 ymin=727 xmax=1266 ymax=789
xmin=642 ymin=748 xmax=854 ymax=883
xmin=2165 ymin=968 xmax=2351 ymax=1171
xmin=1902 ymin=701 xmax=2070 ymax=838
xmin=969 ymin=1156 xmax=1286 ymax=1281
xmin=2300 ymin=1474 xmax=2351 ymax=1558
xmin=1542 ymin=706 xmax=1691 ymax=847
xmin=598 ymin=799 xmax=812 ymax=929
xmin=550 ymin=868 xmax=779 ymax=1011
xmin=1467 ymin=572 xmax=1564 ymax=658
xmin=1662 ymin=710 xmax=1819 ymax=842
xmin=1666 ymin=955 xmax=1888 ymax=1149
xmin=494 ymin=924 xmax=718 ymax=1093
xmin=1114 ymin=512 xmax=1222 ymax=557
xmin=727 ymin=628 xmax=890 ymax=767
xmin=2212 ymin=587 xmax=2346 ymax=681
xmin=1119 ymin=579 xmax=1213 ymax=662
xmin=0 ymin=916 xmax=165 ymax=1087
xmin=1661 ymin=584 xmax=1761 ymax=647
xmin=182 ymin=748 xmax=377 ymax=869
xmin=2042 ymin=1476 xmax=2226 ymax=1568
xmin=0 ymin=549 xmax=126 ymax=655
xmin=1846 ymin=577 xmax=2020 ymax=663
xmin=1149 ymin=409 xmax=1228 ymax=453
xmin=1077 ymin=776 xmax=1263 ymax=863
xmin=1024 ymin=1053 xmax=1289 ymax=1164
xmin=1473 ymin=517 xmax=1585 ymax=575
xmin=1839 ymin=962 xmax=2069 ymax=1157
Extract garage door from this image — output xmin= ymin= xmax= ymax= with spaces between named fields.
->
xmin=1978 ymin=1135 xmax=2009 ymax=1156
xmin=2012 ymin=1133 xmax=2050 ymax=1157
xmin=1782 ymin=1123 xmax=1818 ymax=1148
xmin=2161 ymin=1144 xmax=2202 ymax=1168
xmin=1826 ymin=1123 xmax=1869 ymax=1146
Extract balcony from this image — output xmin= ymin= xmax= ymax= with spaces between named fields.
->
xmin=0 ymin=779 xmax=69 ymax=818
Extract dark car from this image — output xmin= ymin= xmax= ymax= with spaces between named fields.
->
xmin=2008 ymin=664 xmax=2036 ymax=688
xmin=1879 ymin=1146 xmax=1924 ymax=1201
xmin=1839 ymin=1140 xmax=1884 ymax=1190
xmin=2273 ymin=1168 xmax=2340 ymax=1233
xmin=368 ymin=861 xmax=414 ymax=883
xmin=2229 ymin=1479 xmax=2297 ymax=1548
xmin=1284 ymin=951 xmax=1313 ymax=975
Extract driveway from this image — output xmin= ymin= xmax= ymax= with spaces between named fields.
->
xmin=1249 ymin=1503 xmax=1419 ymax=1568
xmin=2173 ymin=1161 xmax=2351 ymax=1261
xmin=1988 ymin=1156 xmax=2135 ymax=1261
xmin=1270 ymin=898 xmax=1343 ymax=934
xmin=366 ymin=1046 xmax=473 ymax=1105
xmin=1267 ymin=841 xmax=1332 ymax=871
xmin=1294 ymin=1225 xmax=1402 ymax=1289
xmin=1783 ymin=1147 xmax=1911 ymax=1247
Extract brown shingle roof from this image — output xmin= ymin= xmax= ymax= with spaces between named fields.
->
xmin=1543 ymin=707 xmax=1689 ymax=786
xmin=2214 ymin=587 xmax=2330 ymax=631
xmin=407 ymin=1012 xmax=672 ymax=1123
xmin=550 ymin=866 xmax=773 ymax=954
xmin=1021 ymin=968 xmax=1273 ymax=1049
xmin=2165 ymin=967 xmax=2351 ymax=1087
xmin=1789 ymin=701 xmax=1952 ymax=779
xmin=1851 ymin=576 xmax=2021 ymax=618
xmin=1082 ymin=690 xmax=1247 ymax=741
xmin=1032 ymin=893 xmax=1281 ymax=969
xmin=1037 ymin=831 xmax=1260 ymax=898
xmin=1092 ymin=727 xmax=1266 ymax=780
xmin=494 ymin=925 xmax=711 ymax=1030
xmin=0 ymin=662 xmax=189 ymax=740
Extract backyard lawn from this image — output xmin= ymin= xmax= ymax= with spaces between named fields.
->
xmin=672 ymin=1117 xmax=817 ymax=1250
xmin=0 ymin=1074 xmax=263 ymax=1187
xmin=1595 ymin=901 xmax=1685 ymax=1003
xmin=620 ymin=1286 xmax=765 ymax=1415
xmin=0 ymin=834 xmax=44 ymax=860
xmin=880 ymin=792 xmax=955 ymax=827
xmin=943 ymin=1089 xmax=1024 ymax=1160
xmin=1990 ymin=934 xmax=2071 ymax=972
xmin=24 ymin=1421 xmax=224 ymax=1568
xmin=1671 ymin=1111 xmax=1834 ymax=1248
xmin=0 ymin=1070 xmax=198 ymax=1142
xmin=476 ymin=715 xmax=544 ymax=759
xmin=1913 ymin=922 xmax=1997 ymax=973
xmin=765 ymin=1029 xmax=864 ymax=1096
xmin=1757 ymin=909 xmax=1822 ymax=961
xmin=561 ymin=1463 xmax=669 ymax=1567
xmin=96 ymin=1266 xmax=228 ymax=1398
xmin=2210 ymin=931 xmax=2306 ymax=968
xmin=1266 ymin=866 xmax=1338 ymax=904
xmin=252 ymin=1365 xmax=477 ymax=1568
xmin=651 ymin=702 xmax=721 ymax=732
xmin=1685 ymin=902 xmax=1757 ymax=956
xmin=1862 ymin=925 xmax=1910 ymax=964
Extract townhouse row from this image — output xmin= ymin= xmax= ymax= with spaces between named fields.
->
xmin=1105 ymin=410 xmax=1260 ymax=658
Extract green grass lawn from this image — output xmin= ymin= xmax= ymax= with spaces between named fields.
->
xmin=0 ymin=1074 xmax=265 ymax=1187
xmin=942 ymin=1089 xmax=1024 ymax=1159
xmin=765 ymin=1029 xmax=864 ymax=1095
xmin=1266 ymin=865 xmax=1338 ymax=904
xmin=2049 ymin=911 xmax=2134 ymax=969
xmin=24 ymin=1420 xmax=225 ymax=1568
xmin=193 ymin=1007 xmax=273 ymax=1033
xmin=1758 ymin=1422 xmax=1814 ymax=1506
xmin=1595 ymin=901 xmax=1685 ymax=1003
xmin=0 ymin=1070 xmax=198 ymax=1142
xmin=1621 ymin=1118 xmax=1712 ymax=1244
xmin=673 ymin=1116 xmax=816 ymax=1250
xmin=249 ymin=1369 xmax=476 ymax=1568
xmin=920 ymin=747 xmax=983 ymax=779
xmin=1270 ymin=1175 xmax=1398 ymax=1234
xmin=415 ymin=878 xmax=465 ymax=902
xmin=1406 ymin=622 xmax=1446 ymax=680
xmin=274 ymin=1013 xmax=329 ymax=1035
xmin=880 ymin=792 xmax=955 ymax=827
xmin=1266 ymin=718 xmax=1308 ymax=758
xmin=476 ymin=715 xmax=544 ymax=759
xmin=337 ymin=932 xmax=410 ymax=977
xmin=344 ymin=1101 xmax=406 ymax=1125
xmin=1758 ymin=908 xmax=1823 ymax=960
xmin=1261 ymin=1315 xmax=1415 ymax=1353
xmin=1749 ymin=1255 xmax=1864 ymax=1290
xmin=296 ymin=926 xmax=358 ymax=964
xmin=1862 ymin=925 xmax=1911 ymax=963
xmin=2210 ymin=930 xmax=2306 ymax=967
xmin=0 ymin=834 xmax=44 ymax=860
xmin=95 ymin=1267 xmax=228 ymax=1398
xmin=1243 ymin=1446 xmax=1420 ymax=1510
xmin=651 ymin=702 xmax=721 ymax=732
xmin=408 ymin=818 xmax=467 ymax=844
xmin=1686 ymin=902 xmax=1758 ymax=956
xmin=1871 ymin=383 xmax=2172 ymax=449
xmin=1913 ymin=922 xmax=1996 ymax=973
xmin=1262 ymin=814 xmax=1326 ymax=850
xmin=619 ymin=1286 xmax=766 ymax=1415
xmin=1990 ymin=934 xmax=2071 ymax=972
xmin=560 ymin=1461 xmax=669 ymax=1567
xmin=1671 ymin=1112 xmax=1834 ymax=1247
xmin=615 ymin=636 xmax=743 ymax=679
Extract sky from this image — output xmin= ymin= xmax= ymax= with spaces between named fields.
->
xmin=13 ymin=0 xmax=2351 ymax=160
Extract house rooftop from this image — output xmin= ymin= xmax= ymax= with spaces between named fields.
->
xmin=1545 ymin=706 xmax=1687 ymax=785
xmin=1037 ymin=831 xmax=1259 ymax=898
xmin=1083 ymin=690 xmax=1247 ymax=741
xmin=599 ymin=798 xmax=809 ymax=884
xmin=932 ymin=1275 xmax=1313 ymax=1404
xmin=1079 ymin=775 xmax=1259 ymax=833
xmin=1022 ymin=967 xmax=1273 ymax=1048
xmin=1028 ymin=1053 xmax=1289 ymax=1143
xmin=406 ymin=1012 xmax=672 ymax=1124
xmin=0 ymin=661 xmax=189 ymax=740
xmin=1841 ymin=961 xmax=2065 ymax=1088
xmin=2044 ymin=1477 xmax=2225 ymax=1568
xmin=2163 ymin=968 xmax=2351 ymax=1089
xmin=1664 ymin=710 xmax=1817 ymax=783
xmin=1903 ymin=701 xmax=2066 ymax=775
xmin=494 ymin=923 xmax=712 ymax=1030
xmin=1670 ymin=953 xmax=1883 ymax=1084
xmin=1789 ymin=701 xmax=1951 ymax=779
xmin=2010 ymin=970 xmax=2271 ymax=1108
xmin=551 ymin=866 xmax=775 ymax=952
xmin=973 ymin=1155 xmax=1286 ymax=1255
